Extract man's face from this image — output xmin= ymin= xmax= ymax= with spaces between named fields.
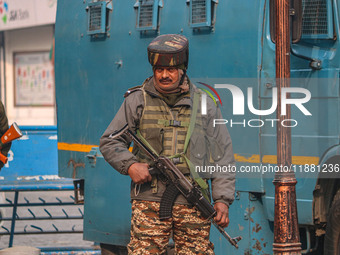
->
xmin=154 ymin=67 xmax=179 ymax=91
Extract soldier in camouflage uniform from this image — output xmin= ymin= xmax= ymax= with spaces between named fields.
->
xmin=100 ymin=34 xmax=235 ymax=254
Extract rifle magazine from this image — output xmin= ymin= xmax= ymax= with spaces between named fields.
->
xmin=159 ymin=183 xmax=180 ymax=220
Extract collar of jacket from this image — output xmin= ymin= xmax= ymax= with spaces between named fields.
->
xmin=142 ymin=76 xmax=200 ymax=107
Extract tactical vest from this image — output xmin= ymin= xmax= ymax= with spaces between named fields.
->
xmin=132 ymin=87 xmax=191 ymax=174
xmin=131 ymin=83 xmax=210 ymax=199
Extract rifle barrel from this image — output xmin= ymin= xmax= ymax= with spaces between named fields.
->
xmin=212 ymin=221 xmax=242 ymax=248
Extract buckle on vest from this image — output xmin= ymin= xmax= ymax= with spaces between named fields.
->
xmin=170 ymin=120 xmax=181 ymax=127
xmin=172 ymin=157 xmax=181 ymax=164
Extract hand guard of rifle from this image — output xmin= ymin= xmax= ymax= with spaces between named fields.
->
xmin=110 ymin=124 xmax=242 ymax=249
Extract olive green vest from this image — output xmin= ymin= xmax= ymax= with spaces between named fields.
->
xmin=131 ymin=83 xmax=210 ymax=199
xmin=133 ymin=87 xmax=191 ymax=174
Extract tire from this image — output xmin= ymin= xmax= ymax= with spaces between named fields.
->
xmin=324 ymin=190 xmax=340 ymax=255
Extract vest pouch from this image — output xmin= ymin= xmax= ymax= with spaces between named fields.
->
xmin=141 ymin=128 xmax=164 ymax=156
xmin=189 ymin=131 xmax=207 ymax=163
xmin=207 ymin=135 xmax=227 ymax=162
xmin=132 ymin=128 xmax=164 ymax=163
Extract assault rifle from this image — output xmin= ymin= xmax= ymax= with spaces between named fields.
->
xmin=0 ymin=122 xmax=23 ymax=164
xmin=111 ymin=124 xmax=242 ymax=248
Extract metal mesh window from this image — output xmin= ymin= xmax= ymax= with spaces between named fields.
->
xmin=87 ymin=1 xmax=112 ymax=35
xmin=189 ymin=0 xmax=216 ymax=28
xmin=136 ymin=0 xmax=159 ymax=30
xmin=302 ymin=0 xmax=333 ymax=38
xmin=89 ymin=5 xmax=102 ymax=32
xmin=192 ymin=0 xmax=207 ymax=24
xmin=139 ymin=1 xmax=154 ymax=27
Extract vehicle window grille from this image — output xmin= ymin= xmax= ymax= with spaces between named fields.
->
xmin=89 ymin=5 xmax=102 ymax=32
xmin=192 ymin=0 xmax=207 ymax=24
xmin=139 ymin=1 xmax=154 ymax=28
xmin=87 ymin=1 xmax=112 ymax=35
xmin=189 ymin=0 xmax=216 ymax=28
xmin=302 ymin=0 xmax=332 ymax=38
xmin=136 ymin=0 xmax=160 ymax=30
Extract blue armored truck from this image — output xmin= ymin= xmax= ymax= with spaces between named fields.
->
xmin=55 ymin=0 xmax=340 ymax=254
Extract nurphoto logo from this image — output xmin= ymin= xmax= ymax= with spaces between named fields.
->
xmin=199 ymin=83 xmax=312 ymax=128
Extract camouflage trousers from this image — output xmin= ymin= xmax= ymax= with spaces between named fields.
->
xmin=127 ymin=200 xmax=214 ymax=255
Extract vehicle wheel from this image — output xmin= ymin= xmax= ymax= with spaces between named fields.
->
xmin=324 ymin=190 xmax=340 ymax=255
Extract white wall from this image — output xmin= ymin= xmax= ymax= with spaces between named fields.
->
xmin=3 ymin=25 xmax=55 ymax=126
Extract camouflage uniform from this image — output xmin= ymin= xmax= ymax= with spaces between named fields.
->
xmin=128 ymin=200 xmax=214 ymax=255
xmin=100 ymin=34 xmax=235 ymax=254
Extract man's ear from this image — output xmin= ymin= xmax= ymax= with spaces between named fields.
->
xmin=178 ymin=69 xmax=186 ymax=86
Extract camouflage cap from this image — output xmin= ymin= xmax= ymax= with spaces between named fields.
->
xmin=147 ymin=34 xmax=189 ymax=69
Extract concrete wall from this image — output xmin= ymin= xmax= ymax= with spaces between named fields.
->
xmin=3 ymin=25 xmax=55 ymax=125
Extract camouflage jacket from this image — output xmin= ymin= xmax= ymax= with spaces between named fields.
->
xmin=100 ymin=77 xmax=236 ymax=206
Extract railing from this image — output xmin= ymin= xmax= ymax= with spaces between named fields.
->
xmin=0 ymin=179 xmax=98 ymax=253
xmin=0 ymin=126 xmax=100 ymax=253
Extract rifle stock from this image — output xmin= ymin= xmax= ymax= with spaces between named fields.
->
xmin=0 ymin=122 xmax=23 ymax=164
xmin=110 ymin=124 xmax=242 ymax=248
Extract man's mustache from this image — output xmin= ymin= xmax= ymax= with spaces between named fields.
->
xmin=159 ymin=78 xmax=172 ymax=83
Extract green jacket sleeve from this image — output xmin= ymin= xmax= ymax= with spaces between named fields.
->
xmin=99 ymin=91 xmax=144 ymax=175
xmin=206 ymin=98 xmax=236 ymax=207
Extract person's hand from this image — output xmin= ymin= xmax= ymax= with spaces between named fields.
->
xmin=128 ymin=163 xmax=152 ymax=184
xmin=214 ymin=202 xmax=229 ymax=228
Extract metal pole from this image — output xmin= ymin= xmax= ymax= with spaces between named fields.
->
xmin=273 ymin=0 xmax=301 ymax=254
xmin=9 ymin=191 xmax=19 ymax=247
